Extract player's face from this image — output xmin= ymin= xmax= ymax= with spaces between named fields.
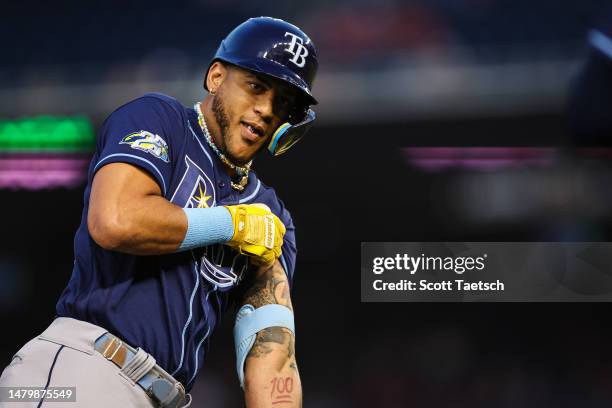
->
xmin=212 ymin=65 xmax=298 ymax=165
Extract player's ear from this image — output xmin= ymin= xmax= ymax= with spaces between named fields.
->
xmin=206 ymin=61 xmax=228 ymax=94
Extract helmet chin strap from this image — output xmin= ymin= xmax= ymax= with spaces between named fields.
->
xmin=194 ymin=102 xmax=252 ymax=191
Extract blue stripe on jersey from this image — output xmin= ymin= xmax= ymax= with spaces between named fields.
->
xmin=188 ymin=325 xmax=211 ymax=387
xmin=187 ymin=286 xmax=214 ymax=387
xmin=239 ymin=179 xmax=262 ymax=203
xmin=279 ymin=254 xmax=289 ymax=278
xmin=187 ymin=121 xmax=214 ymax=167
xmin=171 ymin=260 xmax=200 ymax=376
xmin=95 ymin=153 xmax=167 ymax=195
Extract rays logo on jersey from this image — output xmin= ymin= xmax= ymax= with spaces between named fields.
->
xmin=189 ymin=180 xmax=212 ymax=208
xmin=170 ymin=156 xmax=216 ymax=208
xmin=198 ymin=245 xmax=248 ymax=291
xmin=120 ymin=130 xmax=170 ymax=163
xmin=170 ymin=155 xmax=247 ymax=290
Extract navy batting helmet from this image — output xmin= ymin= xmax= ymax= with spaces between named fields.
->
xmin=206 ymin=17 xmax=319 ymax=156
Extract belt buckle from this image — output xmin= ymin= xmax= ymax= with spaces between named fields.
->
xmin=102 ymin=337 xmax=123 ymax=360
xmin=147 ymin=378 xmax=186 ymax=408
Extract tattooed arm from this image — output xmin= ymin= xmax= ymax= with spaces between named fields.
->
xmin=241 ymin=260 xmax=302 ymax=408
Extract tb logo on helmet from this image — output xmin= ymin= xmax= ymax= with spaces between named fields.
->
xmin=284 ymin=32 xmax=309 ymax=68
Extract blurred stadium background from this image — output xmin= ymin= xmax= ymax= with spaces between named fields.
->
xmin=2 ymin=0 xmax=612 ymax=406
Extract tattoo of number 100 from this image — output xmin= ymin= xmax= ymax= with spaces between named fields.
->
xmin=270 ymin=376 xmax=294 ymax=401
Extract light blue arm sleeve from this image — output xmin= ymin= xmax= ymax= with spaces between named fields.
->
xmin=233 ymin=304 xmax=295 ymax=388
xmin=178 ymin=207 xmax=234 ymax=251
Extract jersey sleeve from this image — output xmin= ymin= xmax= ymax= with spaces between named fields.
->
xmin=93 ymin=95 xmax=180 ymax=196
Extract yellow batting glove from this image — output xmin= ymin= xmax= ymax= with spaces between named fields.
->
xmin=224 ymin=204 xmax=286 ymax=266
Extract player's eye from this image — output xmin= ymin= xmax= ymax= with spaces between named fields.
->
xmin=249 ymin=82 xmax=263 ymax=92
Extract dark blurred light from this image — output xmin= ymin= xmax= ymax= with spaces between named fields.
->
xmin=401 ymin=147 xmax=557 ymax=171
xmin=0 ymin=255 xmax=32 ymax=310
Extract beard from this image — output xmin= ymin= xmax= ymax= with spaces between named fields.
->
xmin=211 ymin=91 xmax=250 ymax=166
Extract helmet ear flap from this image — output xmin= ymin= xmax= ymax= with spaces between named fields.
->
xmin=289 ymin=94 xmax=311 ymax=123
xmin=268 ymin=109 xmax=315 ymax=156
xmin=288 ymin=104 xmax=307 ymax=125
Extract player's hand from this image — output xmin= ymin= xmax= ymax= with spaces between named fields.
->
xmin=224 ymin=204 xmax=286 ymax=266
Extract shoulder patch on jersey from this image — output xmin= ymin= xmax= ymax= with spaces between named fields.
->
xmin=120 ymin=130 xmax=170 ymax=163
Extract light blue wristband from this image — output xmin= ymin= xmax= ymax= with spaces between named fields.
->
xmin=178 ymin=207 xmax=234 ymax=251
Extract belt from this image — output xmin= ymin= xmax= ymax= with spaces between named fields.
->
xmin=94 ymin=333 xmax=190 ymax=408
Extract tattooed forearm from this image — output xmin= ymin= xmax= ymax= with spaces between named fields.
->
xmin=270 ymin=377 xmax=294 ymax=405
xmin=241 ymin=261 xmax=302 ymax=407
xmin=243 ymin=262 xmax=293 ymax=310
xmin=248 ymin=327 xmax=295 ymax=364
xmin=242 ymin=262 xmax=296 ymax=361
xmin=249 ymin=327 xmax=288 ymax=358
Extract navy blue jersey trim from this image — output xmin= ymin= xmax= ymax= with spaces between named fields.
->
xmin=279 ymin=254 xmax=289 ymax=279
xmin=238 ymin=179 xmax=262 ymax=203
xmin=187 ymin=284 xmax=216 ymax=387
xmin=171 ymin=260 xmax=200 ymax=376
xmin=36 ymin=345 xmax=64 ymax=408
xmin=95 ymin=153 xmax=167 ymax=195
xmin=187 ymin=121 xmax=214 ymax=167
xmin=187 ymin=325 xmax=211 ymax=387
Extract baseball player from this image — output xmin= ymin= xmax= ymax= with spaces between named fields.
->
xmin=0 ymin=17 xmax=317 ymax=408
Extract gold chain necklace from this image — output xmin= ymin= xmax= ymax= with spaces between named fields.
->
xmin=194 ymin=102 xmax=251 ymax=191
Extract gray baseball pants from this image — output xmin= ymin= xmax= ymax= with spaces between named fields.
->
xmin=0 ymin=317 xmax=163 ymax=407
